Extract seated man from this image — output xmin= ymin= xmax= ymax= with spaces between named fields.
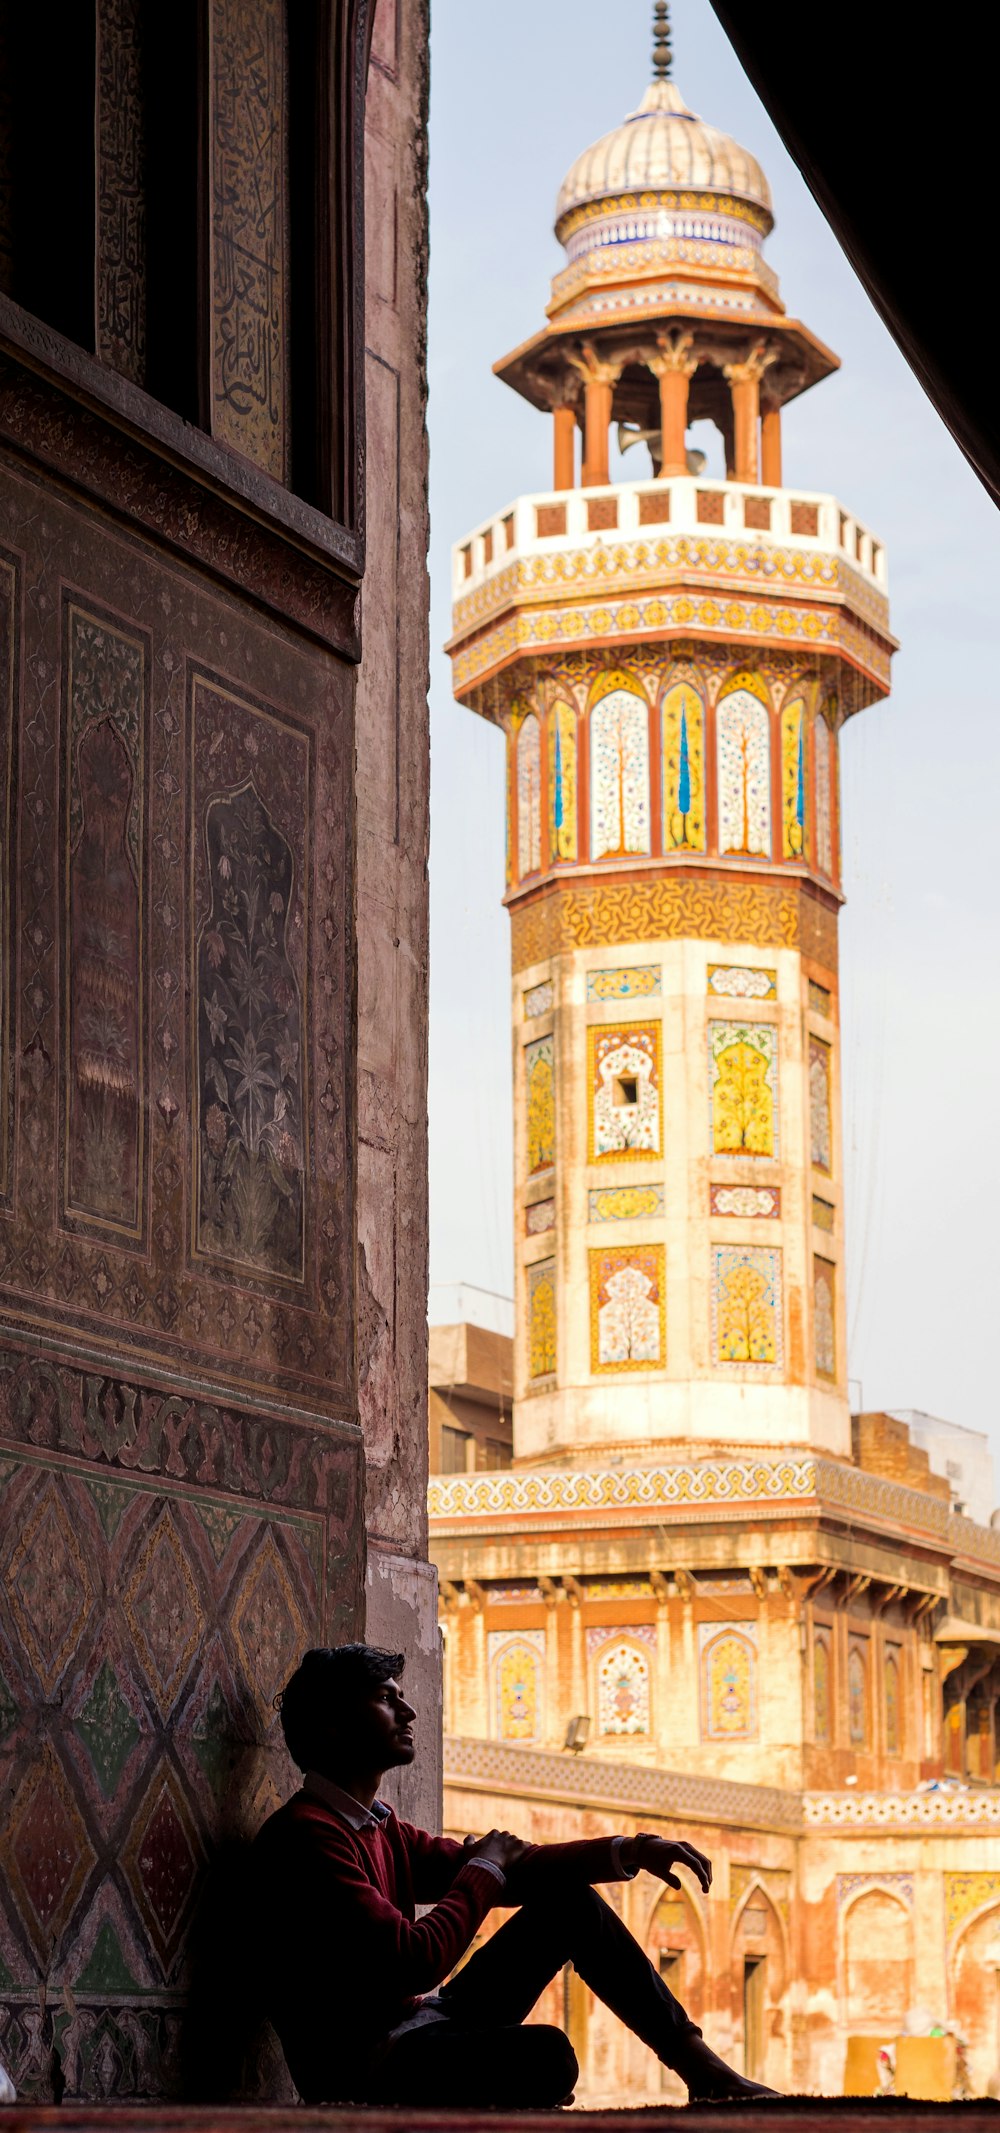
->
xmin=253 ymin=1642 xmax=779 ymax=2107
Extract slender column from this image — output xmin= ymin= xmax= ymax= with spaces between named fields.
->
xmin=650 ymin=333 xmax=697 ymax=476
xmin=570 ymin=343 xmax=622 ymax=488
xmin=724 ymin=344 xmax=778 ymax=487
xmin=725 ymin=360 xmax=762 ymax=485
xmin=761 ymin=399 xmax=783 ymax=487
xmin=553 ymin=403 xmax=576 ymax=491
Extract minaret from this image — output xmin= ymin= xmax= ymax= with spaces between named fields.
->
xmin=446 ymin=7 xmax=895 ymax=1467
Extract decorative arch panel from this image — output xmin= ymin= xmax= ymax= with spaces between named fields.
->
xmin=716 ymin=674 xmax=771 ymax=858
xmin=589 ymin=1629 xmax=654 ymax=1737
xmin=843 ymin=1888 xmax=912 ymax=2028
xmin=589 ymin=673 xmax=650 ymax=860
xmin=516 ymin=711 xmax=542 ymax=878
xmin=549 ymin=700 xmax=578 ymax=863
xmin=488 ymin=1629 xmax=546 ymax=1743
xmin=698 ymin=1621 xmax=758 ymax=1739
xmin=662 ymin=678 xmax=705 ymax=852
xmin=780 ymin=694 xmax=807 ymax=860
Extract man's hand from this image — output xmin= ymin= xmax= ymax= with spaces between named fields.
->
xmin=623 ymin=1835 xmax=712 ymax=1893
xmin=463 ymin=1828 xmax=532 ymax=1872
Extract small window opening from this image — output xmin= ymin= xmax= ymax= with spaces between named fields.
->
xmin=614 ymin=1074 xmax=639 ymax=1107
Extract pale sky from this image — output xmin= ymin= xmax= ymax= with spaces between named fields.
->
xmin=425 ymin=0 xmax=1000 ymax=1461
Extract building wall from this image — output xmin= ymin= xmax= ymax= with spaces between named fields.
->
xmin=357 ymin=0 xmax=439 ymax=1830
xmin=0 ymin=0 xmax=434 ymax=2097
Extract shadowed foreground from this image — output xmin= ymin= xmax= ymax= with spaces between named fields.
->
xmin=6 ymin=2103 xmax=1000 ymax=2131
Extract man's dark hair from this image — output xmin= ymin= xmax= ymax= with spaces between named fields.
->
xmin=278 ymin=1644 xmax=405 ymax=1771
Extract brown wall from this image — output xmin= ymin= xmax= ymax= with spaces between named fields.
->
xmin=0 ymin=0 xmax=433 ymax=2100
xmin=357 ymin=0 xmax=439 ymax=1828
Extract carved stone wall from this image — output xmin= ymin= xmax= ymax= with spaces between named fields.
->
xmin=357 ymin=0 xmax=439 ymax=1829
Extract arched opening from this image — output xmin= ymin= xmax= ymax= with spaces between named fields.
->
xmin=732 ymin=1884 xmax=788 ymax=2090
xmin=648 ymin=1885 xmax=706 ymax=2099
xmin=953 ymin=1900 xmax=1000 ymax=2097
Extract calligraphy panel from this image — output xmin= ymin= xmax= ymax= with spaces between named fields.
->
xmin=61 ymin=602 xmax=150 ymax=1243
xmin=97 ymin=0 xmax=147 ymax=383
xmin=191 ymin=671 xmax=310 ymax=1288
xmin=210 ymin=0 xmax=289 ymax=480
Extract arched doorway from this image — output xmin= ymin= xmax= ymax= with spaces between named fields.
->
xmin=953 ymin=1902 xmax=1000 ymax=2096
xmin=732 ymin=1884 xmax=789 ymax=2091
xmin=647 ymin=1886 xmax=706 ymax=2099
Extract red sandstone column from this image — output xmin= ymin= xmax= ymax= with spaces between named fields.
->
xmin=761 ymin=400 xmax=783 ymax=487
xmin=650 ymin=334 xmax=698 ymax=476
xmin=553 ymin=405 xmax=576 ymax=491
xmin=726 ymin=361 xmax=762 ymax=485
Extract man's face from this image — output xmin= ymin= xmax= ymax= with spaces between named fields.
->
xmin=356 ymin=1675 xmax=416 ymax=1770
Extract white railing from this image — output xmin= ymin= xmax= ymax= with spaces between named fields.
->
xmin=452 ymin=476 xmax=886 ymax=601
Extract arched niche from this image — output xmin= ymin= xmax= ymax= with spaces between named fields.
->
xmin=715 ymin=669 xmax=772 ymax=860
xmin=488 ymin=1631 xmax=545 ymax=1744
xmin=592 ymin=1634 xmax=653 ymax=1739
xmin=952 ymin=1898 xmax=1000 ymax=2095
xmin=731 ymin=1882 xmax=789 ymax=2089
xmin=841 ymin=1886 xmax=912 ymax=2030
xmin=588 ymin=672 xmax=651 ymax=860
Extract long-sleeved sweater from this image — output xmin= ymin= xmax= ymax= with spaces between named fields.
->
xmin=252 ymin=1788 xmax=634 ymax=2101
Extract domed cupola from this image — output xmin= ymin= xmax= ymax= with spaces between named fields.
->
xmin=493 ymin=1 xmax=839 ymax=490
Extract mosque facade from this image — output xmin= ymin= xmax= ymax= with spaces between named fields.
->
xmin=430 ymin=9 xmax=1000 ymax=2101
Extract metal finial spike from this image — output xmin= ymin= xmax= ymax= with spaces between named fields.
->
xmin=652 ymin=0 xmax=672 ymax=79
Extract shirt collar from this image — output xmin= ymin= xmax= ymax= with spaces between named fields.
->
xmin=303 ymin=1770 xmax=392 ymax=1831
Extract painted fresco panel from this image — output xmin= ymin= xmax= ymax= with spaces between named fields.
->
xmin=589 ymin=1243 xmax=665 ymax=1372
xmin=516 ymin=712 xmax=542 ymax=878
xmin=589 ymin=1021 xmax=661 ymax=1161
xmin=716 ymin=683 xmax=771 ymax=858
xmin=590 ymin=683 xmax=650 ymax=859
xmin=698 ymin=1620 xmax=758 ymax=1740
xmin=191 ymin=674 xmax=310 ymax=1287
xmin=525 ymin=1035 xmax=554 ymax=1176
xmin=527 ymin=1256 xmax=556 ymax=1379
xmin=708 ymin=1020 xmax=778 ymax=1159
xmin=814 ymin=1254 xmax=836 ymax=1378
xmin=662 ymin=679 xmax=705 ymax=851
xmin=62 ymin=603 xmax=150 ymax=1242
xmin=488 ymin=1630 xmax=545 ymax=1743
xmin=711 ymin=1246 xmax=783 ymax=1367
xmin=780 ymin=694 xmax=807 ymax=860
xmin=549 ymin=700 xmax=577 ymax=862
xmin=594 ymin=1636 xmax=652 ymax=1737
xmin=809 ymin=1037 xmax=832 ymax=1172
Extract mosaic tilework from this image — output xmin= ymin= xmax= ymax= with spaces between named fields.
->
xmin=808 ymin=979 xmax=831 ymax=1016
xmin=716 ymin=678 xmax=771 ymax=858
xmin=511 ymin=876 xmax=835 ymax=973
xmin=699 ymin=1621 xmax=758 ymax=1741
xmin=586 ymin=964 xmax=660 ymax=1001
xmin=708 ymin=964 xmax=776 ymax=1000
xmin=589 ymin=1022 xmax=661 ymax=1161
xmin=527 ymin=1257 xmax=556 ymax=1379
xmin=814 ymin=1255 xmax=836 ymax=1378
xmin=525 ymin=1036 xmax=555 ymax=1175
xmin=809 ymin=1037 xmax=832 ymax=1171
xmin=815 ymin=713 xmax=833 ymax=876
xmin=813 ymin=1633 xmax=832 ymax=1742
xmin=662 ymin=679 xmax=705 ymax=851
xmin=549 ymin=700 xmax=577 ymax=862
xmin=523 ymin=979 xmax=554 ymax=1020
xmin=589 ymin=676 xmax=650 ymax=859
xmin=589 ymin=1184 xmax=664 ymax=1223
xmin=945 ymin=1873 xmax=1000 ymax=1938
xmin=710 ymin=1185 xmax=780 ymax=1219
xmin=594 ymin=1637 xmax=652 ymax=1737
xmin=526 ymin=1198 xmax=555 ymax=1237
xmin=780 ymin=694 xmax=807 ymax=860
xmin=589 ymin=1243 xmax=665 ymax=1372
xmin=488 ymin=1629 xmax=545 ymax=1743
xmin=516 ymin=711 xmax=542 ymax=878
xmin=711 ymin=1246 xmax=783 ymax=1367
xmin=708 ymin=1020 xmax=778 ymax=1159
xmin=812 ymin=1194 xmax=835 ymax=1232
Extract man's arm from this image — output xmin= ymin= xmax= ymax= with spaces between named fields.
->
xmin=282 ymin=1813 xmax=503 ymax=1996
xmin=501 ymin=1831 xmax=712 ymax=1902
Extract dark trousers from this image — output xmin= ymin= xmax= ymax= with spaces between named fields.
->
xmin=366 ymin=1886 xmax=699 ymax=2109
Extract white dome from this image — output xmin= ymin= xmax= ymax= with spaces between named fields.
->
xmin=555 ymin=79 xmax=772 ymax=234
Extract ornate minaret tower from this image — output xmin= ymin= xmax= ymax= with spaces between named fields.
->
xmin=446 ymin=7 xmax=894 ymax=1467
